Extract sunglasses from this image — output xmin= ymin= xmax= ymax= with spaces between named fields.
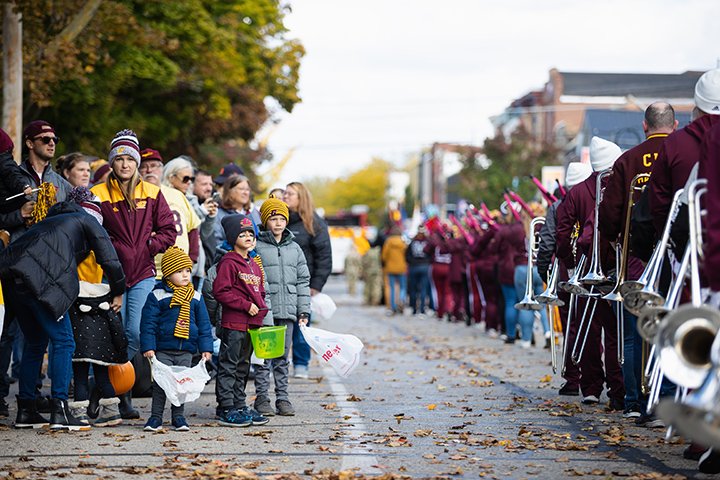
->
xmin=177 ymin=175 xmax=196 ymax=184
xmin=34 ymin=136 xmax=59 ymax=145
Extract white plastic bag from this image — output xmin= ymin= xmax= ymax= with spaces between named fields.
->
xmin=150 ymin=358 xmax=210 ymax=407
xmin=300 ymin=325 xmax=363 ymax=377
xmin=311 ymin=293 xmax=337 ymax=320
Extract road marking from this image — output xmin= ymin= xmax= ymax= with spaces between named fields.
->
xmin=322 ymin=365 xmax=382 ymax=474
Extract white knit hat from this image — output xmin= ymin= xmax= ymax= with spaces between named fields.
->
xmin=589 ymin=136 xmax=621 ymax=172
xmin=695 ymin=69 xmax=720 ymax=115
xmin=565 ymin=162 xmax=593 ymax=188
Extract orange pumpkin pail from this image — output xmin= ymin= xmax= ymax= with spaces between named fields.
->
xmin=108 ymin=361 xmax=136 ymax=395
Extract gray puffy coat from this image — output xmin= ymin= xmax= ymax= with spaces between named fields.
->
xmin=255 ymin=229 xmax=311 ymax=322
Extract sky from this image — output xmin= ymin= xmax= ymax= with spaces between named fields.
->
xmin=266 ymin=0 xmax=719 ymax=187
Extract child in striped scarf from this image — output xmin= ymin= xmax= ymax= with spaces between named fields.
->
xmin=140 ymin=246 xmax=213 ymax=432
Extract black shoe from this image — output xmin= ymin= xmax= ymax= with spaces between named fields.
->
xmin=558 ymin=383 xmax=580 ymax=396
xmin=464 ymin=314 xmax=472 ymax=327
xmin=118 ymin=392 xmax=140 ymax=420
xmin=699 ymin=448 xmax=720 ymax=474
xmin=14 ymin=396 xmax=49 ymax=429
xmin=606 ymin=398 xmax=624 ymax=412
xmin=50 ymin=398 xmax=91 ymax=431
xmin=36 ymin=395 xmax=51 ymax=414
xmin=685 ymin=443 xmax=707 ymax=461
xmin=0 ymin=398 xmax=9 ymax=417
xmin=504 ymin=338 xmax=515 ymax=344
xmin=544 ymin=337 xmax=552 ymax=349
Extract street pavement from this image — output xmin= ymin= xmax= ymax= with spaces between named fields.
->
xmin=0 ymin=276 xmax=707 ymax=479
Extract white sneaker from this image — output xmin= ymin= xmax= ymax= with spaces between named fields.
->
xmin=519 ymin=340 xmax=532 ymax=349
xmin=293 ymin=365 xmax=309 ymax=379
xmin=582 ymin=395 xmax=600 ymax=404
xmin=487 ymin=328 xmax=499 ymax=338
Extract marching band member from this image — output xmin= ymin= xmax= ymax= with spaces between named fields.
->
xmin=556 ymin=137 xmax=625 ymax=409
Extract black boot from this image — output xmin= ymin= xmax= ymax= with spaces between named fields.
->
xmin=49 ymin=398 xmax=91 ymax=431
xmin=87 ymin=387 xmax=102 ymax=420
xmin=118 ymin=392 xmax=139 ymax=420
xmin=14 ymin=396 xmax=49 ymax=429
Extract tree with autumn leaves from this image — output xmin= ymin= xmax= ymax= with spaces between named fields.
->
xmin=449 ymin=126 xmax=560 ymax=208
xmin=1 ymin=0 xmax=303 ymax=172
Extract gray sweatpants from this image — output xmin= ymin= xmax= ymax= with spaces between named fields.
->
xmin=151 ymin=350 xmax=193 ymax=420
xmin=215 ymin=328 xmax=253 ymax=410
xmin=254 ymin=319 xmax=294 ymax=401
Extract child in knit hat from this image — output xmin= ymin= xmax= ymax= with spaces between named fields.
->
xmin=140 ymin=246 xmax=213 ymax=432
xmin=253 ymin=196 xmax=311 ymax=416
xmin=213 ymin=214 xmax=274 ymax=427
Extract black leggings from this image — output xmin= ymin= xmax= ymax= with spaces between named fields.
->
xmin=72 ymin=362 xmax=115 ymax=401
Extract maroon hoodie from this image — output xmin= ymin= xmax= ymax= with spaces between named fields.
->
xmin=599 ymin=134 xmax=669 ymax=280
xmin=649 ymin=115 xmax=720 ymax=234
xmin=213 ymin=251 xmax=270 ymax=331
xmin=446 ymin=236 xmax=468 ymax=283
xmin=556 ymin=172 xmax=613 ymax=270
xmin=701 ymin=121 xmax=720 ymax=290
xmin=496 ymin=222 xmax=526 ymax=285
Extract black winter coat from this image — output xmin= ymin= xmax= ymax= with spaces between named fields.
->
xmin=286 ymin=211 xmax=332 ymax=292
xmin=69 ymin=294 xmax=128 ymax=365
xmin=0 ymin=202 xmax=126 ymax=319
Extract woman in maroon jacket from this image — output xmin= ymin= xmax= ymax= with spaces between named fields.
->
xmin=91 ymin=130 xmax=176 ymax=418
xmin=425 ymin=229 xmax=453 ymax=320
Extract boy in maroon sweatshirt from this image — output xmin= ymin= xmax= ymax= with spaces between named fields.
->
xmin=213 ymin=214 xmax=273 ymax=427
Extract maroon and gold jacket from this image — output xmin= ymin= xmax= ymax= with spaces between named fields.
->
xmin=213 ymin=251 xmax=270 ymax=331
xmin=649 ymin=115 xmax=720 ymax=234
xmin=700 ymin=121 xmax=720 ymax=291
xmin=92 ymin=178 xmax=176 ymax=287
xmin=599 ymin=134 xmax=669 ymax=280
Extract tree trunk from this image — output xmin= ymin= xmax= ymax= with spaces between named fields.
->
xmin=2 ymin=4 xmax=23 ymax=163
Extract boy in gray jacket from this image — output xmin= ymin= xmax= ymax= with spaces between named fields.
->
xmin=253 ymin=196 xmax=311 ymax=416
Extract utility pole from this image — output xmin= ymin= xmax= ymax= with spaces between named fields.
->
xmin=2 ymin=3 xmax=23 ymax=162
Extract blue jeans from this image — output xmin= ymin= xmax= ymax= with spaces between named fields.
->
xmin=501 ymin=284 xmax=518 ymax=339
xmin=514 ymin=265 xmax=549 ymax=341
xmin=292 ymin=314 xmax=311 ymax=368
xmin=622 ymin=308 xmax=644 ymax=410
xmin=122 ymin=277 xmax=155 ymax=360
xmin=6 ymin=285 xmax=74 ymax=400
xmin=408 ymin=265 xmax=430 ymax=313
xmin=388 ymin=274 xmax=407 ymax=311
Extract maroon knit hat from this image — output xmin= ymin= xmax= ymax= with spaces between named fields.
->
xmin=0 ymin=128 xmax=13 ymax=154
xmin=23 ymin=120 xmax=55 ymax=140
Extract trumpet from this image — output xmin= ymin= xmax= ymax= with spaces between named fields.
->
xmin=602 ymin=173 xmax=651 ymax=302
xmin=515 ymin=217 xmax=546 ymax=311
xmin=622 ymin=188 xmax=685 ymax=316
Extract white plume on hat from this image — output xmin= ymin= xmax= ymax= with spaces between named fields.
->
xmin=589 ymin=136 xmax=621 ymax=172
xmin=565 ymin=162 xmax=593 ymax=188
xmin=695 ymin=68 xmax=720 ymax=115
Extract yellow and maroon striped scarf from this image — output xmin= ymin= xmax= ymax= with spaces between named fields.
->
xmin=166 ymin=280 xmax=194 ymax=339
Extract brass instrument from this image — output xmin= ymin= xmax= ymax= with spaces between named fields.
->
xmin=656 ymin=179 xmax=720 ymax=390
xmin=622 ymin=188 xmax=685 ymax=315
xmin=515 ymin=217 xmax=546 ymax=311
xmin=602 ymin=173 xmax=651 ymax=302
xmin=580 ymin=170 xmax=614 ymax=288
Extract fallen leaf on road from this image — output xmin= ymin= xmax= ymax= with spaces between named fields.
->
xmin=322 ymin=403 xmax=337 ymax=410
xmin=540 ymin=374 xmax=552 ymax=383
xmin=414 ymin=429 xmax=433 ymax=437
xmin=346 ymin=394 xmax=362 ymax=401
xmin=427 ymin=404 xmax=437 ymax=410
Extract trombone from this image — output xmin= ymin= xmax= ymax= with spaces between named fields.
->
xmin=515 ymin=217 xmax=546 ymax=311
xmin=602 ymin=173 xmax=651 ymax=302
xmin=580 ymin=170 xmax=614 ymax=288
xmin=656 ymin=179 xmax=720 ymax=390
xmin=622 ymin=188 xmax=686 ymax=315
